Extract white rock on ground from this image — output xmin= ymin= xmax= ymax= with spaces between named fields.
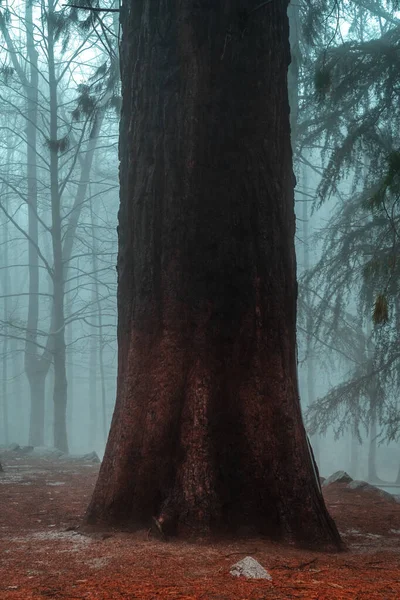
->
xmin=229 ymin=556 xmax=272 ymax=580
xmin=347 ymin=480 xmax=370 ymax=490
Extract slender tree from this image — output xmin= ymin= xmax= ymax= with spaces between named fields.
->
xmin=0 ymin=0 xmax=119 ymax=451
xmin=86 ymin=1 xmax=343 ymax=550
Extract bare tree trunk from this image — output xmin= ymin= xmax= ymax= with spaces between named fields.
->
xmin=89 ymin=198 xmax=109 ymax=448
xmin=365 ymin=322 xmax=382 ymax=483
xmin=66 ymin=312 xmax=74 ymax=450
xmin=24 ymin=0 xmax=51 ymax=446
xmin=48 ymin=2 xmax=68 ymax=453
xmin=1 ymin=270 xmax=9 ymax=447
xmin=367 ymin=405 xmax=381 ymax=482
xmin=89 ymin=286 xmax=98 ymax=450
xmin=98 ymin=322 xmax=108 ymax=444
xmin=86 ymin=1 xmax=342 ymax=551
xmin=350 ymin=428 xmax=360 ymax=480
xmin=89 ymin=195 xmax=98 ymax=449
xmin=28 ymin=371 xmax=46 ymax=447
xmin=1 ymin=150 xmax=11 ymax=445
xmin=11 ymin=337 xmax=24 ymax=443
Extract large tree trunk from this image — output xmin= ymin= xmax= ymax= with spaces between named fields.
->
xmin=86 ymin=1 xmax=342 ymax=550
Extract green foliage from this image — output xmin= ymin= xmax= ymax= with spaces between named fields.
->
xmin=46 ymin=11 xmax=70 ymax=43
xmin=108 ymin=95 xmax=122 ymax=117
xmin=75 ymin=84 xmax=97 ymax=117
xmin=91 ymin=61 xmax=108 ymax=79
xmin=79 ymin=14 xmax=95 ymax=32
xmin=373 ymin=294 xmax=389 ymax=324
xmin=45 ymin=135 xmax=70 ymax=153
xmin=295 ymin=0 xmax=400 ymax=444
xmin=302 ymin=0 xmax=330 ymax=47
xmin=0 ymin=65 xmax=14 ymax=83
xmin=385 ymin=150 xmax=400 ymax=192
xmin=314 ymin=66 xmax=332 ymax=101
xmin=0 ymin=7 xmax=12 ymax=26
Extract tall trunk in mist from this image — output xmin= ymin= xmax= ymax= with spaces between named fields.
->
xmin=301 ymin=167 xmax=319 ymax=464
xmin=86 ymin=1 xmax=342 ymax=550
xmin=48 ymin=3 xmax=68 ymax=453
xmin=66 ymin=304 xmax=74 ymax=449
xmin=98 ymin=319 xmax=108 ymax=443
xmin=47 ymin=52 xmax=107 ymax=452
xmin=25 ymin=3 xmax=45 ymax=447
xmin=1 ymin=245 xmax=9 ymax=445
xmin=89 ymin=199 xmax=108 ymax=448
xmin=350 ymin=428 xmax=360 ymax=479
xmin=59 ymin=98 xmax=109 ymax=452
xmin=89 ymin=261 xmax=98 ymax=450
xmin=365 ymin=323 xmax=381 ymax=482
xmin=368 ymin=410 xmax=379 ymax=481
xmin=11 ymin=338 xmax=23 ymax=442
xmin=1 ymin=149 xmax=11 ymax=445
xmin=2 ymin=0 xmax=54 ymax=446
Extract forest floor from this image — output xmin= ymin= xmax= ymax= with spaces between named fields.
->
xmin=0 ymin=451 xmax=400 ymax=600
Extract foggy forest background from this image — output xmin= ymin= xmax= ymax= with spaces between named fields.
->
xmin=0 ymin=0 xmax=399 ymax=485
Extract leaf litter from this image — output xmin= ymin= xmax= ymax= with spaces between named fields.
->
xmin=0 ymin=455 xmax=399 ymax=599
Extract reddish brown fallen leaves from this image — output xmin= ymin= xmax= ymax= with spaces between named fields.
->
xmin=0 ymin=454 xmax=399 ymax=599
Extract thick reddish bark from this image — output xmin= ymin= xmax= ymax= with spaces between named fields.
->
xmin=86 ymin=0 xmax=343 ymax=550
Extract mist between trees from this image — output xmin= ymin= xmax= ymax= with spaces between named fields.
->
xmin=0 ymin=0 xmax=120 ymax=454
xmin=0 ymin=0 xmax=399 ymax=487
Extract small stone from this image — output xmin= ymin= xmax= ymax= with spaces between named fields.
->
xmin=322 ymin=470 xmax=353 ymax=487
xmin=32 ymin=446 xmax=64 ymax=458
xmin=230 ymin=556 xmax=272 ymax=580
xmin=347 ymin=481 xmax=396 ymax=502
xmin=8 ymin=443 xmax=20 ymax=452
xmin=347 ymin=480 xmax=370 ymax=490
xmin=376 ymin=488 xmax=397 ymax=503
xmin=59 ymin=451 xmax=100 ymax=463
xmin=82 ymin=451 xmax=100 ymax=463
